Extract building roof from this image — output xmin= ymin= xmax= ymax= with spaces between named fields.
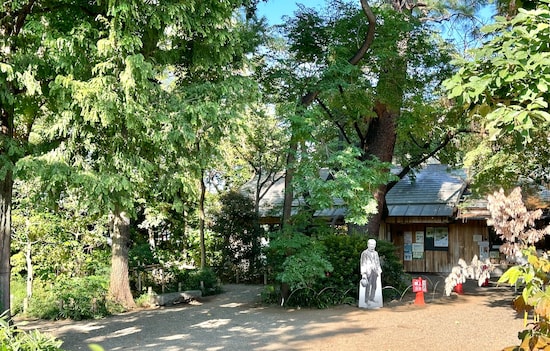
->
xmin=240 ymin=170 xmax=346 ymax=222
xmin=386 ymin=164 xmax=467 ymax=217
xmin=242 ymin=164 xmax=469 ymax=222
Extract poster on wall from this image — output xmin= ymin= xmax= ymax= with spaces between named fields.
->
xmin=415 ymin=231 xmax=424 ymax=243
xmin=404 ymin=243 xmax=412 ymax=261
xmin=412 ymin=242 xmax=424 ymax=259
xmin=479 ymin=241 xmax=490 ymax=260
xmin=404 ymin=231 xmax=412 ymax=244
xmin=434 ymin=227 xmax=449 ymax=247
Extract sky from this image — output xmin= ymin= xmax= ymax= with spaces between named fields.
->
xmin=256 ymin=0 xmax=326 ymax=25
xmin=256 ymin=0 xmax=496 ymax=51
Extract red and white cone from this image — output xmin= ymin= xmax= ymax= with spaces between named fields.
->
xmin=454 ymin=282 xmax=464 ymax=294
xmin=414 ymin=290 xmax=425 ymax=305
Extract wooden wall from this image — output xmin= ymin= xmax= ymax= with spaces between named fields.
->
xmin=387 ymin=218 xmax=489 ymax=273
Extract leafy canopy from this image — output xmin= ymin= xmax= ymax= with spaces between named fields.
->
xmin=444 ymin=1 xmax=550 ymax=190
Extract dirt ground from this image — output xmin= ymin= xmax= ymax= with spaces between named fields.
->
xmin=17 ymin=276 xmax=526 ymax=351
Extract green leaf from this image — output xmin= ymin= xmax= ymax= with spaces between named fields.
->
xmin=88 ymin=343 xmax=106 ymax=351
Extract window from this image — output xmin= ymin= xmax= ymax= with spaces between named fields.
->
xmin=425 ymin=226 xmax=449 ymax=251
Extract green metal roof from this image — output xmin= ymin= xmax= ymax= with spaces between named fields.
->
xmin=386 ymin=164 xmax=467 ymax=217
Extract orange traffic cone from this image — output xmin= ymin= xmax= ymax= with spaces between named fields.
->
xmin=454 ymin=282 xmax=464 ymax=294
xmin=414 ymin=290 xmax=425 ymax=305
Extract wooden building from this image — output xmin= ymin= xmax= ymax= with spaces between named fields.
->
xmin=381 ymin=164 xmax=493 ymax=273
xmin=243 ymin=164 xmax=518 ymax=273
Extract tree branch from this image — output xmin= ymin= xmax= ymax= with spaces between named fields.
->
xmin=315 ymin=97 xmax=353 ymax=145
xmin=348 ymin=0 xmax=376 ymax=65
xmin=14 ymin=0 xmax=36 ymax=35
xmin=387 ymin=128 xmax=471 ymax=192
xmin=354 ymin=121 xmax=367 ymax=146
xmin=301 ymin=0 xmax=376 ymax=106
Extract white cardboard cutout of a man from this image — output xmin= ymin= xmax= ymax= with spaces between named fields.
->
xmin=359 ymin=239 xmax=383 ymax=309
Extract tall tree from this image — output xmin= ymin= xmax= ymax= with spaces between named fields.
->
xmin=237 ymin=105 xmax=288 ymax=216
xmin=1 ymin=0 xmax=97 ymax=317
xmin=2 ymin=0 xmax=261 ymax=312
xmin=269 ymin=0 xmax=467 ymax=234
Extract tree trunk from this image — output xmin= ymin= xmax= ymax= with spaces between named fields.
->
xmin=281 ymin=0 xmax=376 ymax=227
xmin=0 ymin=172 xmax=13 ymax=318
xmin=363 ymin=16 xmax=408 ymax=235
xmin=282 ymin=141 xmax=298 ymax=227
xmin=199 ymin=170 xmax=207 ymax=269
xmin=109 ymin=210 xmax=136 ymax=309
xmin=25 ymin=241 xmax=33 ymax=300
xmin=363 ymin=102 xmax=400 ymax=235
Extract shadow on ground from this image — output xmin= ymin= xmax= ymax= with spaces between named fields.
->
xmin=17 ymin=278 xmax=523 ymax=351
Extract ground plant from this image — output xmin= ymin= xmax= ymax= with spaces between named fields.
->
xmin=0 ymin=315 xmax=64 ymax=351
xmin=485 ymin=188 xmax=550 ymax=350
xmin=23 ymin=276 xmax=121 ymax=321
xmin=323 ymin=234 xmax=409 ymax=301
xmin=264 ymin=229 xmax=407 ymax=308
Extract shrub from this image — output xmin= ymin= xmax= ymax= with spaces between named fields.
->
xmin=264 ymin=231 xmax=408 ymax=308
xmin=211 ymin=191 xmax=264 ymax=283
xmin=183 ymin=268 xmax=222 ymax=296
xmin=9 ymin=275 xmax=27 ymax=316
xmin=264 ymin=230 xmax=334 ymax=307
xmin=323 ymin=234 xmax=409 ymax=301
xmin=0 ymin=314 xmax=65 ymax=351
xmin=27 ymin=275 xmax=122 ymax=320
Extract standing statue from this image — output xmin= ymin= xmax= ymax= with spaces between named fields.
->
xmin=359 ymin=239 xmax=383 ymax=309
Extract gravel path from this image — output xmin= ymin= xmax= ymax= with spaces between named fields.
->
xmin=18 ymin=277 xmax=525 ymax=351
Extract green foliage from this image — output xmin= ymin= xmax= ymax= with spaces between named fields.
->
xmin=264 ymin=230 xmax=333 ymax=306
xmin=264 ymin=229 xmax=407 ymax=308
xmin=262 ymin=1 xmax=459 ymax=231
xmin=322 ymin=234 xmax=408 ymax=300
xmin=499 ymin=247 xmax=550 ymax=350
xmin=128 ymin=243 xmax=158 ymax=267
xmin=277 ymin=249 xmax=333 ymax=291
xmin=184 ymin=268 xmax=221 ymax=296
xmin=0 ymin=315 xmax=65 ymax=351
xmin=9 ymin=275 xmax=26 ymax=316
xmin=294 ymin=150 xmax=397 ymax=226
xmin=211 ymin=191 xmax=264 ymax=283
xmin=444 ymin=1 xmax=550 ymax=191
xmin=25 ymin=276 xmax=121 ymax=320
xmin=11 ymin=205 xmax=110 ymax=281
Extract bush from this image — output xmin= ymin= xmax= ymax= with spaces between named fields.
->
xmin=264 ymin=230 xmax=334 ymax=307
xmin=181 ymin=268 xmax=222 ymax=296
xmin=26 ymin=275 xmax=122 ymax=320
xmin=211 ymin=191 xmax=264 ymax=283
xmin=10 ymin=275 xmax=27 ymax=316
xmin=263 ymin=232 xmax=408 ymax=308
xmin=132 ymin=264 xmax=222 ymax=297
xmin=0 ymin=314 xmax=65 ymax=350
xmin=323 ymin=234 xmax=409 ymax=301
